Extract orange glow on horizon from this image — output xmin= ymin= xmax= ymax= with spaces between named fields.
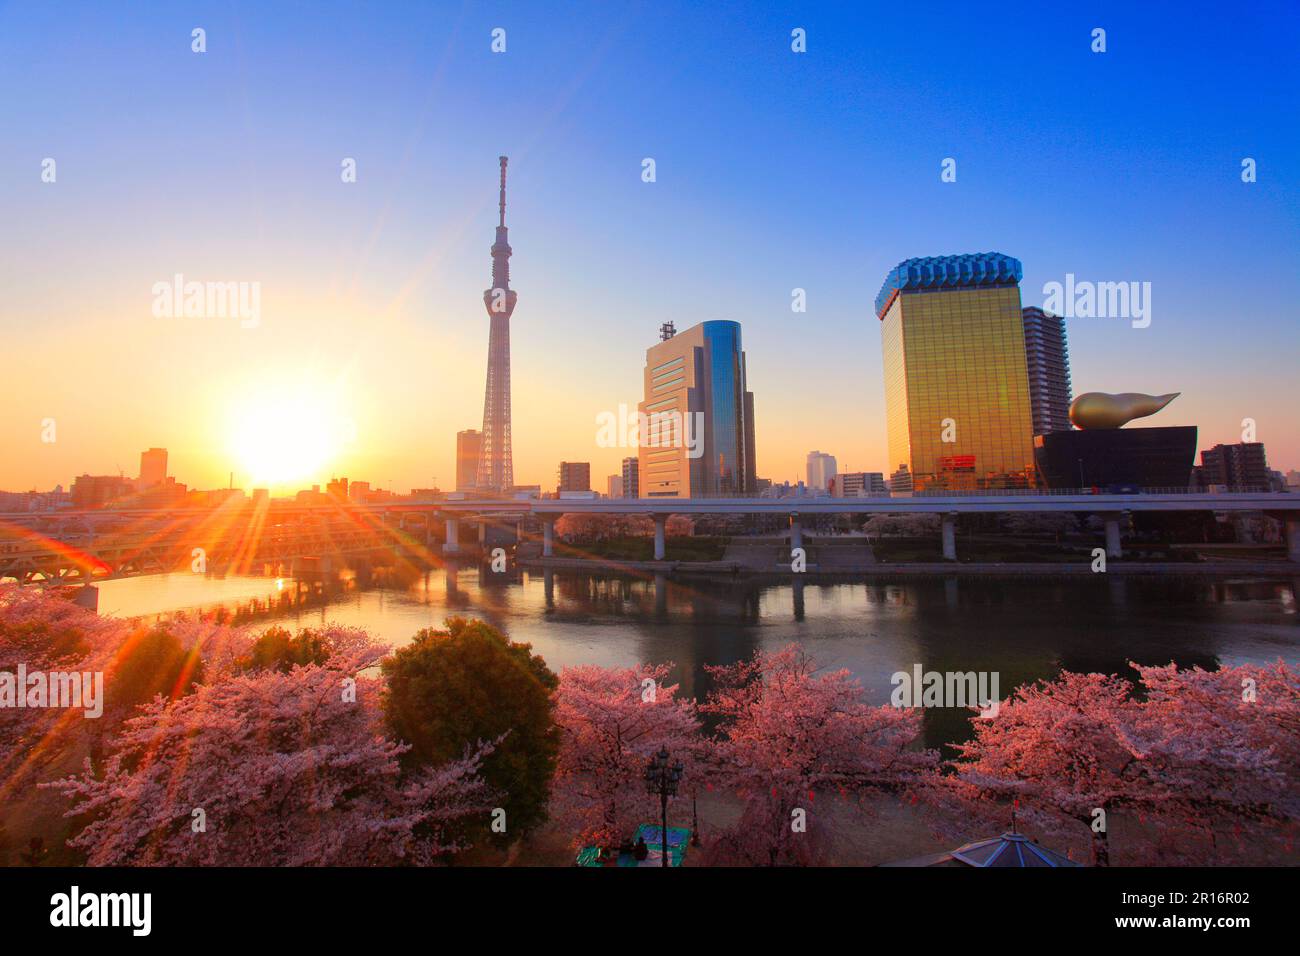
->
xmin=224 ymin=372 xmax=354 ymax=494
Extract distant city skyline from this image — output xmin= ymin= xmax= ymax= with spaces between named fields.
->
xmin=3 ymin=3 xmax=1297 ymax=494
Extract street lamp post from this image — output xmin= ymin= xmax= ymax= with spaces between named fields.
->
xmin=643 ymin=746 xmax=683 ymax=868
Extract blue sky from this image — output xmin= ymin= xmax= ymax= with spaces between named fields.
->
xmin=1 ymin=0 xmax=1297 ymax=490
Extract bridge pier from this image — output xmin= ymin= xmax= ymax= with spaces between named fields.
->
xmin=941 ymin=513 xmax=957 ymax=561
xmin=653 ymin=514 xmax=667 ymax=561
xmin=73 ymin=584 xmax=99 ymax=613
xmin=1109 ymin=577 xmax=1128 ymax=603
xmin=8 ymin=494 xmax=1299 ymax=590
xmin=542 ymin=516 xmax=556 ymax=557
xmin=1103 ymin=513 xmax=1123 ymax=559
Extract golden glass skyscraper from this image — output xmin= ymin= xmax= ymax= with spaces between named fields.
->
xmin=875 ymin=253 xmax=1035 ymax=491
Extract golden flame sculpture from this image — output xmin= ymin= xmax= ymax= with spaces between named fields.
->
xmin=1069 ymin=392 xmax=1180 ymax=430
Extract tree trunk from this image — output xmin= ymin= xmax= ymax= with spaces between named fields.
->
xmin=1091 ymin=827 xmax=1109 ymax=866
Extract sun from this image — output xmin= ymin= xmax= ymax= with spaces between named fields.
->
xmin=225 ymin=377 xmax=350 ymax=491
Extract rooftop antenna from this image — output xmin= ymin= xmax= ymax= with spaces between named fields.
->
xmin=498 ymin=155 xmax=508 ymax=228
xmin=660 ymin=321 xmax=676 ymax=341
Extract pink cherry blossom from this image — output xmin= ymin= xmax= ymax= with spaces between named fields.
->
xmin=552 ymin=662 xmax=701 ymax=849
xmin=702 ymin=645 xmax=937 ymax=866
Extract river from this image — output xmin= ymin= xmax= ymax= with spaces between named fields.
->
xmin=94 ymin=566 xmax=1299 ymax=750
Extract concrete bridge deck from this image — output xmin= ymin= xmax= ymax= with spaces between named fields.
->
xmin=2 ymin=492 xmax=1297 ymax=582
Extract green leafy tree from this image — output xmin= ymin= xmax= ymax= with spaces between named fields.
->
xmin=382 ymin=618 xmax=559 ymax=840
xmin=108 ymin=627 xmax=204 ymax=714
xmin=239 ymin=626 xmax=332 ymax=672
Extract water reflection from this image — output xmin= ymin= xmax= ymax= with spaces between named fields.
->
xmin=95 ymin=567 xmax=1298 ymax=753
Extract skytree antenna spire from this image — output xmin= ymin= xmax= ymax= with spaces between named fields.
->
xmin=498 ymin=156 xmax=507 ymax=228
xmin=476 ymin=156 xmax=516 ymax=492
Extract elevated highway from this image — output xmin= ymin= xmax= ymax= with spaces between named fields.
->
xmin=1 ymin=491 xmax=1297 ymax=582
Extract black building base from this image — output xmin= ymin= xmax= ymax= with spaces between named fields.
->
xmin=1034 ymin=426 xmax=1197 ymax=491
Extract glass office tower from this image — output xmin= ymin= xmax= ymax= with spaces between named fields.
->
xmin=638 ymin=320 xmax=756 ymax=497
xmin=875 ymin=253 xmax=1035 ymax=491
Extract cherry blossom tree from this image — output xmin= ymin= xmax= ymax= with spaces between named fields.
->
xmin=1123 ymin=660 xmax=1297 ymax=860
xmin=939 ymin=661 xmax=1298 ymax=865
xmin=47 ymin=637 xmax=496 ymax=865
xmin=0 ymin=585 xmax=282 ymax=798
xmin=552 ymin=662 xmax=701 ymax=848
xmin=4 ymin=589 xmax=496 ymax=865
xmin=1001 ymin=511 xmax=1079 ymax=538
xmin=555 ymin=513 xmax=694 ymax=544
xmin=703 ymin=646 xmax=936 ymax=866
xmin=555 ymin=513 xmax=640 ymax=543
xmin=861 ymin=513 xmax=939 ymax=537
xmin=935 ymin=670 xmax=1134 ymax=864
xmin=1 ymin=585 xmax=139 ymax=797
